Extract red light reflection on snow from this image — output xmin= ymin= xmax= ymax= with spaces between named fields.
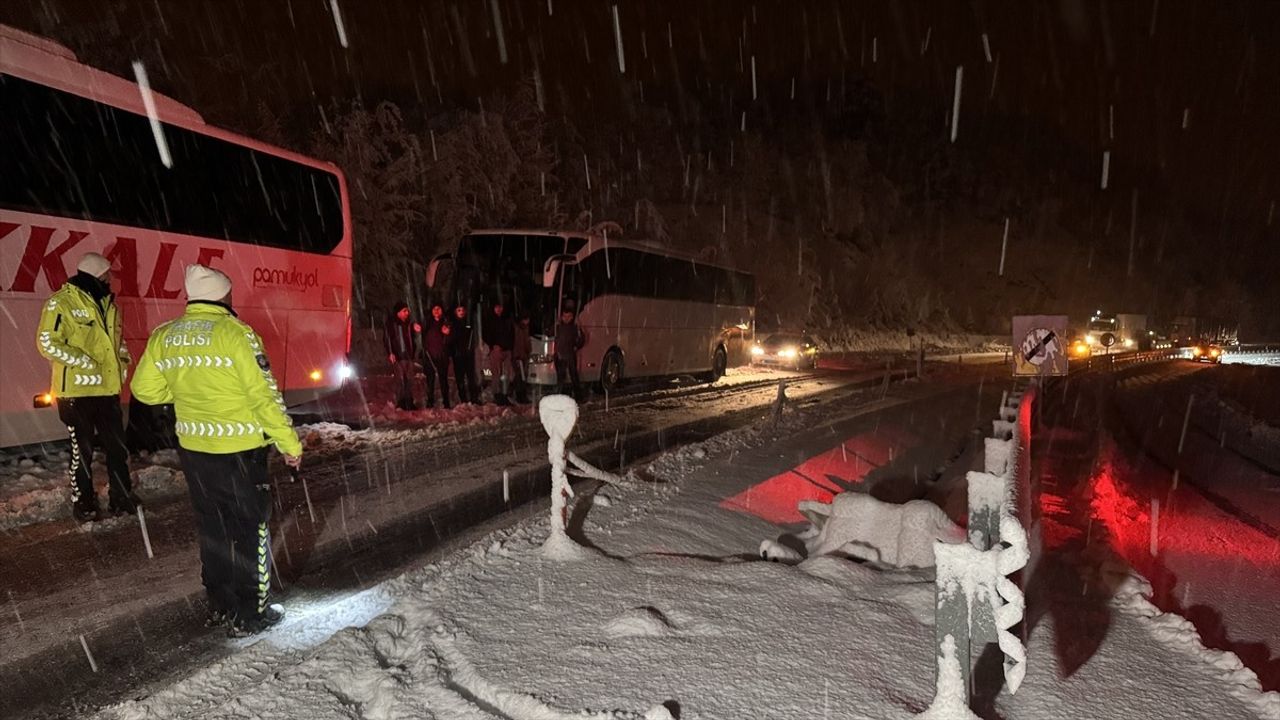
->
xmin=720 ymin=427 xmax=914 ymax=524
xmin=1090 ymin=452 xmax=1280 ymax=570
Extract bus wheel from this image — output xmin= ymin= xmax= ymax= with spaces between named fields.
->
xmin=600 ymin=350 xmax=624 ymax=393
xmin=708 ymin=346 xmax=728 ymax=383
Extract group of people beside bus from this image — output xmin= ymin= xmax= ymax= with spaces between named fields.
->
xmin=36 ymin=252 xmax=300 ymax=637
xmin=383 ymin=299 xmax=585 ymax=409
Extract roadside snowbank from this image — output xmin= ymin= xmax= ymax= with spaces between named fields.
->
xmin=0 ymin=449 xmax=185 ymax=531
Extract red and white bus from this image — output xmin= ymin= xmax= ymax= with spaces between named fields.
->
xmin=0 ymin=26 xmax=353 ymax=448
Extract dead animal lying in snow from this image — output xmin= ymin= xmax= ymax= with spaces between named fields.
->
xmin=760 ymin=492 xmax=966 ymax=568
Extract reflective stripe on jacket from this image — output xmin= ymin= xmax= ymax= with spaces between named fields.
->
xmin=131 ymin=302 xmax=302 ymax=457
xmin=35 ymin=280 xmax=128 ymax=398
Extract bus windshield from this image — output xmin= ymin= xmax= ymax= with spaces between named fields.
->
xmin=1087 ymin=317 xmax=1116 ymax=333
xmin=453 ymin=233 xmax=586 ymax=336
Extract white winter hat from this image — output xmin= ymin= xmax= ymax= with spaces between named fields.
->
xmin=77 ymin=252 xmax=112 ymax=278
xmin=185 ymin=264 xmax=232 ymax=302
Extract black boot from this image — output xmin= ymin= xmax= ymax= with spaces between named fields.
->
xmin=227 ymin=603 xmax=285 ymax=637
xmin=108 ymin=492 xmax=141 ymax=516
xmin=72 ymin=498 xmax=99 ymax=523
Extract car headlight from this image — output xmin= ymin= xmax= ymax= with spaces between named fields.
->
xmin=751 ymin=345 xmax=764 ymax=356
xmin=1210 ymin=349 xmax=1220 ymax=357
xmin=1193 ymin=347 xmax=1203 ymax=356
xmin=1086 ymin=334 xmax=1095 ymax=343
xmin=779 ymin=347 xmax=798 ymax=358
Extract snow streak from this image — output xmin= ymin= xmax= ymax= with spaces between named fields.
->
xmin=131 ymin=62 xmax=172 ymax=169
xmin=950 ymin=66 xmax=964 ymax=143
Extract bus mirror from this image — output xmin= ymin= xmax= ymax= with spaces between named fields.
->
xmin=543 ymin=254 xmax=577 ymax=288
xmin=425 ymin=253 xmax=453 ymax=288
xmin=543 ymin=259 xmax=561 ymax=288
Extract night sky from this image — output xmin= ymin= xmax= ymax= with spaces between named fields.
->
xmin=4 ymin=0 xmax=1278 ymax=262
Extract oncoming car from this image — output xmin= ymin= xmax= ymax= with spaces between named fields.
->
xmin=751 ymin=333 xmax=819 ymax=370
xmin=1190 ymin=343 xmax=1222 ymax=364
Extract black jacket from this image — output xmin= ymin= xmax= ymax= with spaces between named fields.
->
xmin=554 ymin=321 xmax=585 ymax=361
xmin=483 ymin=311 xmax=516 ymax=351
xmin=423 ymin=316 xmax=452 ymax=358
xmin=383 ymin=304 xmax=417 ymax=360
xmin=449 ymin=316 xmax=474 ymax=357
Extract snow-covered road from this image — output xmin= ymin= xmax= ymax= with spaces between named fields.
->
xmin=2 ymin=360 xmax=959 ymax=718
xmin=73 ymin=361 xmax=1278 ymax=720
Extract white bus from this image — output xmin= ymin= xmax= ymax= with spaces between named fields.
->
xmin=427 ymin=227 xmax=755 ymax=391
xmin=0 ymin=26 xmax=354 ymax=447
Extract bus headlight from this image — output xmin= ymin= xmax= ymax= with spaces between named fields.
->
xmin=33 ymin=392 xmax=54 ymax=408
xmin=338 ymin=363 xmax=354 ymax=380
xmin=750 ymin=345 xmax=764 ymax=356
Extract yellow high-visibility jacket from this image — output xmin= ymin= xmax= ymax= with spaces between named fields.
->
xmin=35 ymin=279 xmax=129 ymax=398
xmin=131 ymin=302 xmax=302 ymax=457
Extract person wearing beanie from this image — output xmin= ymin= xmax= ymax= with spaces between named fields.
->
xmin=382 ymin=301 xmax=420 ymax=410
xmin=34 ymin=251 xmax=138 ymax=522
xmin=131 ymin=264 xmax=302 ymax=637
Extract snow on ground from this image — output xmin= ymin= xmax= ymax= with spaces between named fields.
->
xmin=0 ymin=366 xmax=820 ymax=531
xmin=95 ymin=390 xmax=1278 ymax=720
xmin=0 ymin=448 xmax=185 ymax=531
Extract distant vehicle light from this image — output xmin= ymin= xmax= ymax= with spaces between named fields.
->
xmin=751 ymin=345 xmax=765 ymax=356
xmin=33 ymin=392 xmax=54 ymax=408
xmin=309 ymin=369 xmax=323 ymax=382
xmin=1123 ymin=338 xmax=1134 ymax=348
xmin=1210 ymin=348 xmax=1220 ymax=357
xmin=1086 ymin=334 xmax=1095 ymax=343
xmin=779 ymin=347 xmax=798 ymax=358
xmin=1072 ymin=342 xmax=1091 ymax=357
xmin=1192 ymin=347 xmax=1203 ymax=356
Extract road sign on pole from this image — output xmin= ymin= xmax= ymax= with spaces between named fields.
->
xmin=1011 ymin=315 xmax=1068 ymax=376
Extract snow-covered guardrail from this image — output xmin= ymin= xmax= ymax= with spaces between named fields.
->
xmin=921 ymin=385 xmax=1040 ymax=718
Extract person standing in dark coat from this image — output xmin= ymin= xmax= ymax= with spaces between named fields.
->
xmin=554 ymin=307 xmax=586 ymax=400
xmin=450 ymin=304 xmax=478 ymax=404
xmin=422 ymin=304 xmax=452 ymax=409
xmin=383 ymin=302 xmax=420 ymax=411
xmin=512 ymin=314 xmax=532 ymax=404
xmin=482 ymin=301 xmax=516 ymax=405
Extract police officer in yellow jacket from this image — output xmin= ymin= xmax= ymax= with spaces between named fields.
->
xmin=132 ymin=264 xmax=302 ymax=636
xmin=35 ymin=252 xmax=137 ymax=522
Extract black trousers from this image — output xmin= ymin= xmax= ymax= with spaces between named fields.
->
xmin=555 ymin=357 xmax=581 ymax=398
xmin=57 ymin=395 xmax=132 ymax=507
xmin=451 ymin=353 xmax=478 ymax=403
xmin=179 ymin=446 xmax=274 ymax=622
xmin=424 ymin=353 xmax=452 ymax=408
xmin=392 ymin=359 xmax=416 ymax=410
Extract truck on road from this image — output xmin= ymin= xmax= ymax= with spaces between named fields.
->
xmin=1084 ymin=311 xmax=1148 ymax=350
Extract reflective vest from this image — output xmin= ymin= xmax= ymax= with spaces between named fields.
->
xmin=131 ymin=302 xmax=302 ymax=457
xmin=35 ymin=280 xmax=128 ymax=398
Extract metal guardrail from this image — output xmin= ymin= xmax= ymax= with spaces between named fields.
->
xmin=1072 ymin=343 xmax=1280 ymax=375
xmin=922 ymin=385 xmax=1038 ymax=715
